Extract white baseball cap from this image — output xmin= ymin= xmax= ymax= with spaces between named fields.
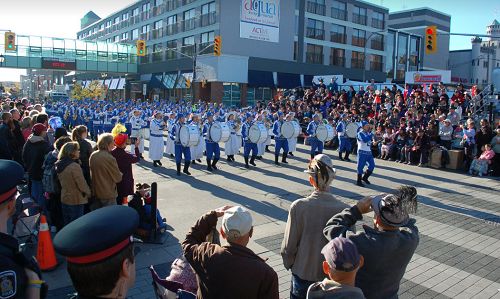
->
xmin=222 ymin=206 xmax=253 ymax=239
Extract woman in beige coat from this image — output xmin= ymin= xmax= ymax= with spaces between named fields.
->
xmin=55 ymin=142 xmax=91 ymax=225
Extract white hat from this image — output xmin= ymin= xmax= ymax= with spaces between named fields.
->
xmin=222 ymin=206 xmax=253 ymax=239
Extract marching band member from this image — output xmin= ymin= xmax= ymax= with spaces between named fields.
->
xmin=203 ymin=112 xmax=221 ymax=171
xmin=263 ymin=110 xmax=273 ymax=153
xmin=242 ymin=113 xmax=258 ymax=169
xmin=130 ymin=109 xmax=145 ymax=159
xmin=306 ymin=114 xmax=324 ymax=160
xmin=165 ymin=113 xmax=176 ymax=158
xmin=102 ymin=107 xmax=113 ymax=133
xmin=189 ymin=114 xmax=204 ymax=165
xmin=356 ymin=120 xmax=375 ymax=187
xmin=256 ymin=113 xmax=268 ymax=160
xmin=92 ymin=108 xmax=103 ymax=140
xmin=272 ymin=112 xmax=289 ymax=165
xmin=286 ymin=113 xmax=297 ymax=157
xmin=336 ymin=114 xmax=352 ymax=162
xmin=169 ymin=113 xmax=191 ymax=176
xmin=149 ymin=111 xmax=165 ymax=167
xmin=225 ymin=113 xmax=238 ymax=162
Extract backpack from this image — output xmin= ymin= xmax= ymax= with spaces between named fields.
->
xmin=42 ymin=152 xmax=60 ymax=194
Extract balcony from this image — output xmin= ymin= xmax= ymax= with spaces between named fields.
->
xmin=306 ymin=28 xmax=325 ymax=40
xmin=181 ymin=44 xmax=195 ymax=56
xmin=141 ymin=11 xmax=150 ymax=21
xmin=166 ymin=49 xmax=177 ymax=60
xmin=371 ymin=18 xmax=384 ymax=29
xmin=198 ymin=42 xmax=214 ymax=55
xmin=352 ymin=36 xmax=365 ymax=47
xmin=306 ymin=52 xmax=323 ymax=64
xmin=151 ymin=5 xmax=165 ymax=17
xmin=351 ymin=58 xmax=365 ymax=69
xmin=331 ymin=8 xmax=346 ymax=20
xmin=182 ymin=18 xmax=197 ymax=32
xmin=152 ymin=28 xmax=164 ymax=39
xmin=306 ymin=2 xmax=326 ymax=16
xmin=153 ymin=51 xmax=163 ymax=62
xmin=165 ymin=0 xmax=182 ymax=11
xmin=330 ymin=56 xmax=345 ymax=67
xmin=330 ymin=33 xmax=346 ymax=44
xmin=130 ymin=15 xmax=140 ymax=25
xmin=371 ymin=39 xmax=384 ymax=51
xmin=370 ymin=61 xmax=383 ymax=71
xmin=140 ymin=32 xmax=151 ymax=40
xmin=140 ymin=55 xmax=150 ymax=64
xmin=201 ymin=12 xmax=217 ymax=27
xmin=183 ymin=0 xmax=196 ymax=4
xmin=165 ymin=24 xmax=178 ymax=36
xmin=352 ymin=13 xmax=367 ymax=25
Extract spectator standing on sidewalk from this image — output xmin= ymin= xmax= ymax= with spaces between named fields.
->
xmin=111 ymin=132 xmax=140 ymax=205
xmin=281 ymin=154 xmax=349 ymax=299
xmin=324 ymin=186 xmax=419 ymax=299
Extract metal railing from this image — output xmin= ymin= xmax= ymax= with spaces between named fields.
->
xmin=352 ymin=13 xmax=367 ymax=25
xmin=182 ymin=18 xmax=197 ymax=32
xmin=330 ymin=33 xmax=346 ymax=44
xmin=152 ymin=28 xmax=164 ymax=39
xmin=371 ymin=39 xmax=384 ymax=51
xmin=181 ymin=44 xmax=195 ymax=56
xmin=306 ymin=28 xmax=325 ymax=40
xmin=165 ymin=24 xmax=178 ymax=36
xmin=352 ymin=36 xmax=365 ymax=47
xmin=331 ymin=8 xmax=346 ymax=20
xmin=371 ymin=18 xmax=384 ymax=29
xmin=369 ymin=61 xmax=383 ymax=71
xmin=198 ymin=42 xmax=213 ymax=55
xmin=306 ymin=2 xmax=326 ymax=15
xmin=200 ymin=12 xmax=217 ymax=27
xmin=306 ymin=52 xmax=323 ymax=64
xmin=152 ymin=51 xmax=163 ymax=62
xmin=351 ymin=58 xmax=365 ymax=69
xmin=330 ymin=56 xmax=345 ymax=67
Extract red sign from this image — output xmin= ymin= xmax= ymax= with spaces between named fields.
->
xmin=413 ymin=73 xmax=441 ymax=83
xmin=42 ymin=58 xmax=76 ymax=70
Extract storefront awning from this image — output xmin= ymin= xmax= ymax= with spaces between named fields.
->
xmin=248 ymin=70 xmax=275 ymax=88
xmin=116 ymin=78 xmax=126 ymax=90
xmin=109 ymin=78 xmax=120 ymax=90
xmin=277 ymin=72 xmax=301 ymax=89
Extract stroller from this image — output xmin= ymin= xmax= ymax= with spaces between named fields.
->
xmin=149 ymin=265 xmax=196 ymax=299
xmin=10 ymin=192 xmax=42 ymax=251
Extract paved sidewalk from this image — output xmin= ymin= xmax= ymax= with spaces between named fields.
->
xmin=46 ymin=143 xmax=500 ymax=299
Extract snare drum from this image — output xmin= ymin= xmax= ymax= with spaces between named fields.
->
xmin=249 ymin=123 xmax=268 ymax=144
xmin=281 ymin=121 xmax=301 ymax=139
xmin=346 ymin=123 xmax=359 ymax=139
xmin=180 ymin=125 xmax=200 ymax=147
xmin=316 ymin=124 xmax=335 ymax=142
xmin=210 ymin=122 xmax=230 ymax=143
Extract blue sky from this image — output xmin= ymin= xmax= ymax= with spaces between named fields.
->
xmin=370 ymin=0 xmax=500 ymax=50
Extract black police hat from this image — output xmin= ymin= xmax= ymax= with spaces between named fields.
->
xmin=54 ymin=206 xmax=139 ymax=264
xmin=0 ymin=160 xmax=24 ymax=205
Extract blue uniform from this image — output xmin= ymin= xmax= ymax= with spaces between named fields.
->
xmin=242 ymin=121 xmax=258 ymax=158
xmin=203 ymin=121 xmax=221 ymax=160
xmin=306 ymin=120 xmax=324 ymax=157
xmin=336 ymin=121 xmax=352 ymax=153
xmin=272 ymin=120 xmax=289 ymax=156
xmin=169 ymin=122 xmax=191 ymax=163
xmin=357 ymin=130 xmax=375 ymax=175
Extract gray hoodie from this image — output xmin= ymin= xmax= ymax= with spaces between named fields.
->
xmin=439 ymin=124 xmax=453 ymax=141
xmin=307 ymin=279 xmax=365 ymax=299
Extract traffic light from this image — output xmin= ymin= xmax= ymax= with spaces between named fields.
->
xmin=425 ymin=26 xmax=437 ymax=55
xmin=186 ymin=78 xmax=191 ymax=88
xmin=213 ymin=35 xmax=221 ymax=56
xmin=136 ymin=40 xmax=146 ymax=56
xmin=5 ymin=31 xmax=16 ymax=51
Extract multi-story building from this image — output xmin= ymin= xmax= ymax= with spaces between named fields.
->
xmin=449 ymin=20 xmax=500 ymax=87
xmin=77 ymin=0 xmax=423 ymax=106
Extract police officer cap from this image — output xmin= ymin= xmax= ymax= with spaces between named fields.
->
xmin=0 ymin=160 xmax=24 ymax=205
xmin=54 ymin=206 xmax=139 ymax=265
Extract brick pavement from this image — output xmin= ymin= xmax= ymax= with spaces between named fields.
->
xmin=45 ymin=143 xmax=500 ymax=299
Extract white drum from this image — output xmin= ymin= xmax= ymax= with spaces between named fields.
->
xmin=210 ymin=122 xmax=230 ymax=143
xmin=316 ymin=124 xmax=335 ymax=142
xmin=180 ymin=125 xmax=200 ymax=147
xmin=249 ymin=123 xmax=268 ymax=144
xmin=281 ymin=121 xmax=301 ymax=139
xmin=346 ymin=123 xmax=359 ymax=138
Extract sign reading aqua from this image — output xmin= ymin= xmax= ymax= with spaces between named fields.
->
xmin=243 ymin=0 xmax=278 ymax=18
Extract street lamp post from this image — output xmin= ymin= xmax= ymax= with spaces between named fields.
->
xmin=363 ymin=30 xmax=386 ymax=83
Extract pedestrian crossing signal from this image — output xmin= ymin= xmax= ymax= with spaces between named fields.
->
xmin=136 ymin=40 xmax=146 ymax=56
xmin=214 ymin=35 xmax=221 ymax=56
xmin=5 ymin=32 xmax=16 ymax=51
xmin=425 ymin=26 xmax=437 ymax=55
xmin=186 ymin=79 xmax=191 ymax=88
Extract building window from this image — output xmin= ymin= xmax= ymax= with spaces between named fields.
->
xmin=182 ymin=36 xmax=195 ymax=56
xmin=114 ymin=16 xmax=120 ymax=24
xmin=330 ymin=24 xmax=346 ymax=43
xmin=396 ymin=33 xmax=408 ymax=80
xmin=306 ymin=44 xmax=323 ymax=64
xmin=132 ymin=8 xmax=139 ymax=16
xmin=122 ymin=13 xmax=129 ymax=20
xmin=201 ymin=2 xmax=216 ymax=26
xmin=166 ymin=15 xmax=177 ymax=35
xmin=154 ymin=0 xmax=163 ymax=6
xmin=142 ymin=25 xmax=151 ymax=34
xmin=153 ymin=43 xmax=163 ymax=62
xmin=100 ymin=24 xmax=105 ymax=31
xmin=370 ymin=54 xmax=383 ymax=71
xmin=483 ymin=61 xmax=488 ymax=68
xmin=183 ymin=9 xmax=196 ymax=31
xmin=409 ymin=36 xmax=419 ymax=71
xmin=200 ymin=31 xmax=215 ymax=54
xmin=106 ymin=20 xmax=112 ymax=28
xmin=154 ymin=20 xmax=163 ymax=29
xmin=351 ymin=51 xmax=365 ymax=69
xmin=331 ymin=1 xmax=346 ymax=20
xmin=306 ymin=18 xmax=324 ymax=40
xmin=372 ymin=11 xmax=384 ymax=29
xmin=166 ymin=40 xmax=177 ymax=60
xmin=371 ymin=33 xmax=384 ymax=51
xmin=121 ymin=32 xmax=129 ymax=40
xmin=114 ymin=35 xmax=120 ymax=43
xmin=93 ymin=28 xmax=97 ymax=34
xmin=306 ymin=0 xmax=326 ymax=16
xmin=352 ymin=29 xmax=366 ymax=47
xmin=352 ymin=6 xmax=367 ymax=25
xmin=132 ymin=28 xmax=139 ymax=40
xmin=223 ymin=83 xmax=241 ymax=108
xmin=385 ymin=31 xmax=395 ymax=78
xmin=142 ymin=3 xmax=151 ymax=12
xmin=330 ymin=48 xmax=345 ymax=67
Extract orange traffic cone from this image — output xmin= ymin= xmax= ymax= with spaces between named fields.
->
xmin=122 ymin=196 xmax=128 ymax=205
xmin=36 ymin=215 xmax=58 ymax=271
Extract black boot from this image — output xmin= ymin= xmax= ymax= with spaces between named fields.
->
xmin=153 ymin=161 xmax=158 ymax=167
xmin=289 ymin=152 xmax=294 ymax=157
xmin=256 ymin=156 xmax=262 ymax=160
xmin=244 ymin=157 xmax=249 ymax=169
xmin=176 ymin=163 xmax=181 ymax=176
xmin=206 ymin=159 xmax=213 ymax=171
xmin=212 ymin=158 xmax=219 ymax=170
xmin=231 ymin=155 xmax=235 ymax=162
xmin=157 ymin=160 xmax=162 ymax=166
xmin=282 ymin=153 xmax=288 ymax=164
xmin=344 ymin=152 xmax=351 ymax=162
xmin=192 ymin=160 xmax=197 ymax=165
xmin=339 ymin=151 xmax=344 ymax=161
xmin=357 ymin=174 xmax=365 ymax=187
xmin=183 ymin=162 xmax=191 ymax=175
xmin=227 ymin=156 xmax=232 ymax=162
xmin=275 ymin=155 xmax=280 ymax=166
xmin=170 ymin=154 xmax=174 ymax=158
xmin=310 ymin=154 xmax=315 ymax=160
xmin=250 ymin=156 xmax=257 ymax=166
xmin=265 ymin=145 xmax=271 ymax=152
xmin=362 ymin=170 xmax=372 ymax=185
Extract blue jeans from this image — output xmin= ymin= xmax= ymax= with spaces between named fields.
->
xmin=61 ymin=204 xmax=85 ymax=225
xmin=290 ymin=273 xmax=315 ymax=299
xmin=30 ymin=180 xmax=46 ymax=215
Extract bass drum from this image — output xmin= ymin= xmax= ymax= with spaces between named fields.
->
xmin=316 ymin=124 xmax=334 ymax=142
xmin=281 ymin=121 xmax=301 ymax=139
xmin=346 ymin=123 xmax=359 ymax=138
xmin=249 ymin=123 xmax=268 ymax=144
xmin=180 ymin=125 xmax=200 ymax=147
xmin=210 ymin=122 xmax=230 ymax=143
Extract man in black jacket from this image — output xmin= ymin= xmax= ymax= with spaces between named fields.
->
xmin=0 ymin=112 xmax=15 ymax=160
xmin=22 ymin=123 xmax=50 ymax=214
